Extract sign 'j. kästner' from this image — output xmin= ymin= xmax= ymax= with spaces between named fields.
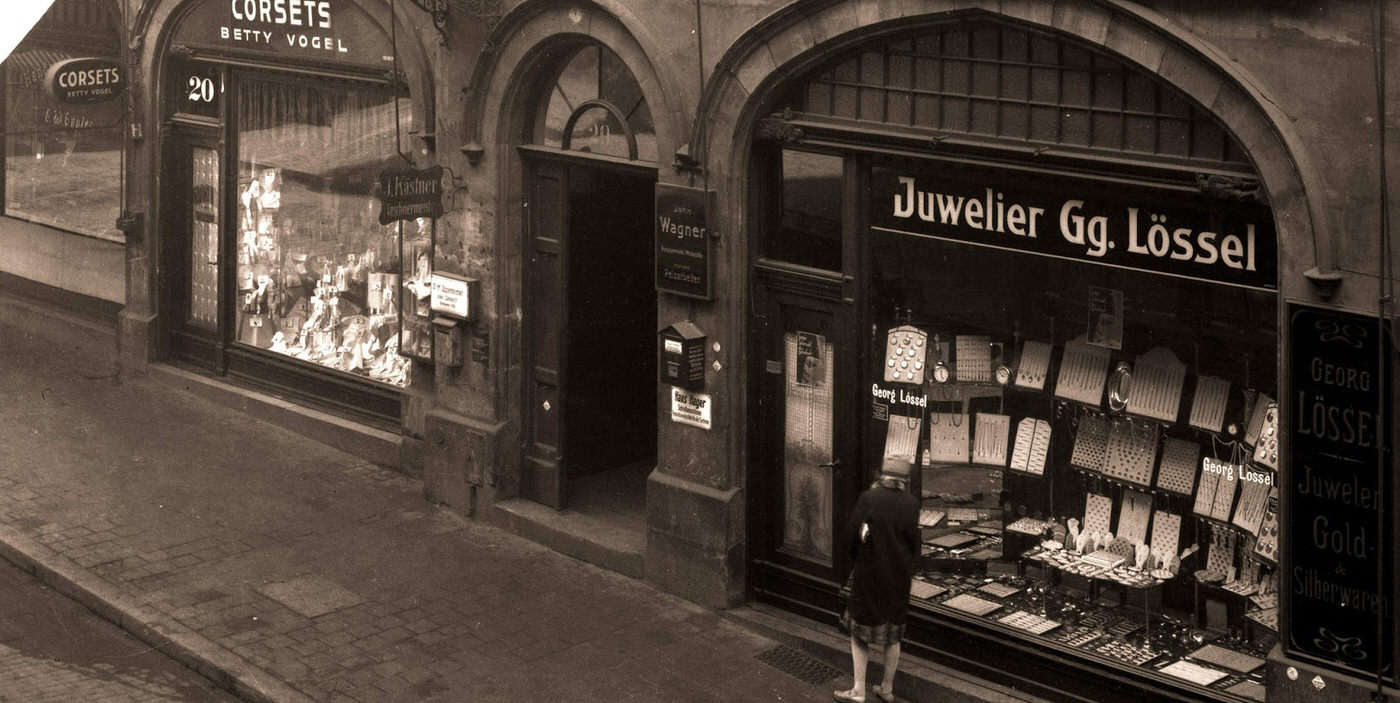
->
xmin=871 ymin=168 xmax=1277 ymax=290
xmin=377 ymin=166 xmax=443 ymax=225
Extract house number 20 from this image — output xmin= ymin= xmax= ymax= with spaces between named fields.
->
xmin=187 ymin=76 xmax=215 ymax=103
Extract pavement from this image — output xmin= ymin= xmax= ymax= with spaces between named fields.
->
xmin=0 ymin=292 xmax=1043 ymax=703
xmin=0 ymin=553 xmax=238 ymax=702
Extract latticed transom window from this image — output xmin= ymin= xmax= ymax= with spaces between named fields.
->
xmin=534 ymin=44 xmax=656 ymax=162
xmin=788 ymin=22 xmax=1249 ymax=167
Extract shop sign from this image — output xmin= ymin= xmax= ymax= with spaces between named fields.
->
xmin=429 ymin=271 xmax=477 ymax=320
xmin=172 ymin=0 xmax=395 ymax=69
xmin=871 ymin=168 xmax=1277 ymax=290
xmin=1286 ymin=305 xmax=1393 ymax=678
xmin=377 ymin=166 xmax=443 ymax=225
xmin=44 ymin=58 xmax=123 ymax=105
xmin=655 ymin=184 xmax=712 ymax=299
xmin=670 ymin=387 xmax=712 ymax=430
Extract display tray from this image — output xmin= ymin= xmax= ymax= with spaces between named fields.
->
xmin=910 ymin=579 xmax=949 ymax=600
xmin=1158 ymin=659 xmax=1229 ymax=686
xmin=1189 ymin=644 xmax=1264 ymax=674
xmin=942 ymin=593 xmax=1004 ymax=616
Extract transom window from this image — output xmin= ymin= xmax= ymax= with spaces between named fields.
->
xmin=534 ymin=44 xmax=656 ymax=162
xmin=786 ymin=22 xmax=1249 ymax=168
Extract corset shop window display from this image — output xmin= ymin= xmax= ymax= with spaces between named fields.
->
xmin=237 ymin=169 xmax=282 ymax=349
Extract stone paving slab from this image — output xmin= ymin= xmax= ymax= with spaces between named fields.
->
xmin=0 ymin=313 xmax=875 ymax=702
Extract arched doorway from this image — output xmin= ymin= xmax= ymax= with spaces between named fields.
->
xmin=518 ymin=42 xmax=659 ymax=513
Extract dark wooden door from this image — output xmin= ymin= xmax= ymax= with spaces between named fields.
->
xmin=523 ymin=160 xmax=567 ymax=508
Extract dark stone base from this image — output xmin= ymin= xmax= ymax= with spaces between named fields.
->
xmin=423 ymin=407 xmax=504 ymax=517
xmin=645 ymin=470 xmax=744 ymax=609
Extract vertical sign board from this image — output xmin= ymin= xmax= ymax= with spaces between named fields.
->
xmin=1287 ymin=305 xmax=1393 ymax=678
xmin=655 ymin=184 xmax=712 ymax=299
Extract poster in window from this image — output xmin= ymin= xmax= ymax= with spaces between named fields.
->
xmin=1087 ymin=286 xmax=1123 ymax=350
xmin=795 ymin=331 xmax=826 ymax=388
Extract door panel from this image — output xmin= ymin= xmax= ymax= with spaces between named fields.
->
xmin=523 ymin=161 xmax=566 ymax=508
xmin=753 ymin=281 xmax=860 ymax=582
xmin=163 ymin=129 xmax=224 ymax=370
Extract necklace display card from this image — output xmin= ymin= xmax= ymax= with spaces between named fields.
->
xmin=1055 ymin=341 xmax=1110 ymax=407
xmin=1105 ymin=418 xmax=1158 ymax=487
xmin=1232 ymin=476 xmax=1272 ymax=536
xmin=1116 ymin=490 xmax=1153 ymax=545
xmin=1015 ymin=340 xmax=1052 ymax=391
xmin=1210 ymin=464 xmax=1239 ymax=522
xmin=927 ymin=412 xmax=970 ymax=463
xmin=973 ymin=413 xmax=1011 ymax=467
xmin=884 ymin=414 xmax=923 ymax=464
xmin=1193 ymin=459 xmax=1222 ymax=518
xmin=1071 ymin=412 xmax=1110 ymax=473
xmin=956 ymin=335 xmax=992 ymax=383
xmin=1156 ymin=438 xmax=1200 ymax=495
xmin=1126 ymin=348 xmax=1186 ymax=424
xmin=1189 ymin=376 xmax=1231 ymax=433
xmin=1010 ymin=417 xmax=1051 ymax=475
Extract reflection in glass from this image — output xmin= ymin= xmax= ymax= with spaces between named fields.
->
xmin=189 ymin=147 xmax=219 ymax=328
xmin=773 ymin=150 xmax=843 ymax=271
xmin=234 ymin=77 xmax=412 ymax=387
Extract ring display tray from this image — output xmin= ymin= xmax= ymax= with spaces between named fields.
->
xmin=943 ymin=593 xmax=1003 ymax=616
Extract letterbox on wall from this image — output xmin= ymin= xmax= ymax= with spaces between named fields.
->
xmin=433 ymin=317 xmax=464 ymax=367
xmin=659 ymin=321 xmax=706 ymax=390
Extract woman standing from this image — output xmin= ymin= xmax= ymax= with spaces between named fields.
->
xmin=835 ymin=456 xmax=921 ymax=703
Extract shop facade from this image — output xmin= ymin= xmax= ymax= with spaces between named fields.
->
xmin=101 ymin=1 xmax=1396 ymax=702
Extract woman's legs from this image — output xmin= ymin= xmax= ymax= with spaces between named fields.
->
xmin=838 ymin=633 xmax=870 ymax=699
xmin=879 ymin=642 xmax=901 ymax=695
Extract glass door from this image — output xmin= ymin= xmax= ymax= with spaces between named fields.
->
xmin=163 ymin=127 xmax=226 ymax=370
xmin=751 ymin=276 xmax=861 ymax=618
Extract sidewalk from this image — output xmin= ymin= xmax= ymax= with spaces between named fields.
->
xmin=0 ymin=296 xmax=1040 ymax=703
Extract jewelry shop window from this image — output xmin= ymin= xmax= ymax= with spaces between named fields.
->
xmin=233 ymin=76 xmax=414 ymax=388
xmin=2 ymin=0 xmax=123 ymax=239
xmin=867 ymin=157 xmax=1280 ymax=700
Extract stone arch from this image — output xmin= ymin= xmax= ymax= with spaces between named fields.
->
xmin=461 ymin=0 xmax=687 ymax=166
xmin=694 ymin=0 xmax=1330 ymax=293
xmin=459 ymin=1 xmax=681 ymax=414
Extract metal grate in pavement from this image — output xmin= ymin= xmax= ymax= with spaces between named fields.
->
xmin=755 ymin=644 xmax=843 ymax=685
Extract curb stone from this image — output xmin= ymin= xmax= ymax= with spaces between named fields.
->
xmin=0 ymin=522 xmax=314 ymax=703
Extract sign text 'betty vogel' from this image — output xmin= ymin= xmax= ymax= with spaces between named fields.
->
xmin=172 ymin=0 xmax=396 ymax=69
xmin=871 ymin=168 xmax=1277 ymax=290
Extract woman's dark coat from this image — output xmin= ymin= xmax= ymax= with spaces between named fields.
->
xmin=844 ymin=480 xmax=921 ymax=626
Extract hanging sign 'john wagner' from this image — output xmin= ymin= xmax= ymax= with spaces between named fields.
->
xmin=871 ymin=167 xmax=1277 ymax=290
xmin=173 ymin=0 xmax=396 ymax=68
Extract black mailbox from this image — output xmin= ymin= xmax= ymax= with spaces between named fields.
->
xmin=659 ymin=321 xmax=706 ymax=390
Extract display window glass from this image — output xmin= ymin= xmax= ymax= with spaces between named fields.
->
xmin=773 ymin=150 xmax=842 ymax=271
xmin=233 ymin=76 xmax=413 ymax=387
xmin=865 ymin=155 xmax=1279 ymax=700
xmin=2 ymin=0 xmax=123 ymax=239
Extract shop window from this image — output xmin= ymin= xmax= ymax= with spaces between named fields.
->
xmin=785 ymin=21 xmax=1251 ymax=169
xmin=771 ymin=150 xmax=842 ymax=272
xmin=2 ymin=0 xmax=123 ymax=239
xmin=535 ymin=44 xmax=656 ymax=163
xmin=866 ymin=159 xmax=1279 ymax=700
xmin=233 ymin=77 xmax=413 ymax=387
